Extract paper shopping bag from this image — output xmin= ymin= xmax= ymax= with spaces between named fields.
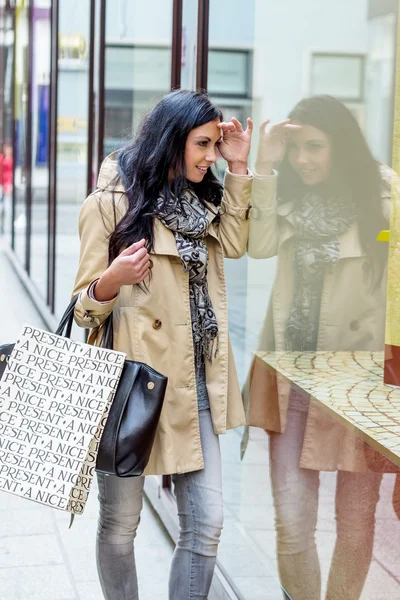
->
xmin=0 ymin=324 xmax=126 ymax=515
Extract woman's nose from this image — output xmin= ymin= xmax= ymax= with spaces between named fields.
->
xmin=296 ymin=149 xmax=309 ymax=165
xmin=205 ymin=148 xmax=217 ymax=164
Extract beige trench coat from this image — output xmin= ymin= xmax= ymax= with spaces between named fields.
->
xmin=73 ymin=153 xmax=252 ymax=476
xmin=244 ymin=166 xmax=395 ymax=472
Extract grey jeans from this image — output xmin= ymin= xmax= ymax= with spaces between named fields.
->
xmin=96 ymin=409 xmax=223 ymax=599
xmin=270 ymin=404 xmax=382 ymax=600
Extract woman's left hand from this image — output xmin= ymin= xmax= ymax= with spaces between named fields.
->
xmin=218 ymin=117 xmax=253 ymax=175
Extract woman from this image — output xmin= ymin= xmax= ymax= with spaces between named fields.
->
xmin=72 ymin=89 xmax=253 ymax=600
xmin=245 ymin=95 xmax=396 ymax=599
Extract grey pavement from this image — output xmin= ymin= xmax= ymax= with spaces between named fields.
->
xmin=0 ymin=245 xmax=174 ymax=600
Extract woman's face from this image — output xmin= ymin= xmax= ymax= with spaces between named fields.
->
xmin=184 ymin=119 xmax=221 ymax=183
xmin=287 ymin=122 xmax=332 ymax=186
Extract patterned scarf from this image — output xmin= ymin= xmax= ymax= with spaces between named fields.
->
xmin=156 ymin=188 xmax=219 ymax=362
xmin=285 ymin=192 xmax=356 ymax=351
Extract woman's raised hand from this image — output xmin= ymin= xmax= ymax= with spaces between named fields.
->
xmin=217 ymin=117 xmax=253 ymax=175
xmin=95 ymin=239 xmax=151 ymax=301
xmin=255 ymin=119 xmax=301 ymax=174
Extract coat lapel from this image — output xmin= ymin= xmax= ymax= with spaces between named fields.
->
xmin=152 ymin=219 xmax=180 ymax=257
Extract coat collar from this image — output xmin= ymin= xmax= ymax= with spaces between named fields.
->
xmin=97 ymin=151 xmax=126 ymax=192
xmin=96 ymin=152 xmax=220 ymax=257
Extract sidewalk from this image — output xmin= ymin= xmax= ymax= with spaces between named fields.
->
xmin=0 ymin=246 xmax=174 ymax=600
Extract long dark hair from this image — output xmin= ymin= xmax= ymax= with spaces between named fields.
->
xmin=277 ymin=95 xmax=387 ymax=282
xmin=107 ymin=89 xmax=223 ymax=263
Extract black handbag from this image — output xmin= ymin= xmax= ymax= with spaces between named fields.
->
xmin=95 ymin=312 xmax=168 ymax=477
xmin=0 ymin=296 xmax=167 ymax=478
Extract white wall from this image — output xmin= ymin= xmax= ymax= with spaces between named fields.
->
xmin=105 ymin=0 xmax=173 ymax=42
xmin=252 ymin=0 xmax=369 ymax=125
xmin=208 ymin=0 xmax=255 ymax=47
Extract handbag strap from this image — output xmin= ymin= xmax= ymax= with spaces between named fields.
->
xmin=54 ymin=296 xmax=79 ymax=339
xmin=54 ymin=293 xmax=114 ymax=348
xmin=100 ymin=315 xmax=114 ymax=350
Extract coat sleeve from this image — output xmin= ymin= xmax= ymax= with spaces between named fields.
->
xmin=210 ymin=168 xmax=253 ymax=259
xmin=247 ymin=171 xmax=279 ymax=259
xmin=72 ymin=191 xmax=120 ymax=329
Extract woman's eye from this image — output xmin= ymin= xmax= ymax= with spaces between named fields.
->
xmin=198 ymin=141 xmax=207 ymax=147
xmin=309 ymin=143 xmax=323 ymax=151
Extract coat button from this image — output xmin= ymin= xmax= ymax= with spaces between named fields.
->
xmin=350 ymin=320 xmax=359 ymax=331
xmin=153 ymin=319 xmax=162 ymax=330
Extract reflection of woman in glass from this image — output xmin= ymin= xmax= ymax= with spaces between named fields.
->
xmin=73 ymin=90 xmax=253 ymax=600
xmin=246 ymin=95 xmax=396 ymax=599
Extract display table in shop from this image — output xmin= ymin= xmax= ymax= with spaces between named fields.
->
xmin=255 ymin=351 xmax=400 ymax=467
